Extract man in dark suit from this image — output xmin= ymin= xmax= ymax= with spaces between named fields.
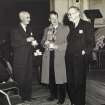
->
xmin=11 ymin=11 xmax=38 ymax=104
xmin=65 ymin=6 xmax=95 ymax=105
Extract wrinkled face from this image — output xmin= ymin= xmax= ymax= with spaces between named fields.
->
xmin=67 ymin=8 xmax=80 ymax=22
xmin=49 ymin=14 xmax=58 ymax=25
xmin=19 ymin=12 xmax=31 ymax=25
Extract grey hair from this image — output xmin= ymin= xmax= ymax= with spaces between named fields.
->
xmin=69 ymin=6 xmax=80 ymax=12
xmin=18 ymin=11 xmax=30 ymax=20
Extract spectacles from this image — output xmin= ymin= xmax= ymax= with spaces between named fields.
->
xmin=67 ymin=12 xmax=78 ymax=16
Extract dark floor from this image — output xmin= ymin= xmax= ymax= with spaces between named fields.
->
xmin=2 ymin=70 xmax=105 ymax=105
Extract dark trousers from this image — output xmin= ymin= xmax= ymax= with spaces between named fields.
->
xmin=19 ymin=80 xmax=32 ymax=101
xmin=65 ymin=52 xmax=88 ymax=105
xmin=14 ymin=55 xmax=33 ymax=101
xmin=49 ymin=51 xmax=66 ymax=102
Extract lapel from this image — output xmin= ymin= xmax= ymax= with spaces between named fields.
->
xmin=18 ymin=24 xmax=28 ymax=38
xmin=54 ymin=23 xmax=62 ymax=43
xmin=56 ymin=23 xmax=61 ymax=32
xmin=75 ymin=19 xmax=83 ymax=30
xmin=55 ymin=23 xmax=62 ymax=35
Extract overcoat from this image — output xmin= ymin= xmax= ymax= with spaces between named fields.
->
xmin=41 ymin=23 xmax=69 ymax=84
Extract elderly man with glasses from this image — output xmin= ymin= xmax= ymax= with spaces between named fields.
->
xmin=65 ymin=6 xmax=95 ymax=105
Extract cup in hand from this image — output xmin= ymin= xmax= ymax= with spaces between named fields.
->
xmin=26 ymin=36 xmax=34 ymax=42
xmin=31 ymin=40 xmax=38 ymax=46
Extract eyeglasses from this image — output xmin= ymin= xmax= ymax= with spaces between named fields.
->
xmin=67 ymin=12 xmax=78 ymax=16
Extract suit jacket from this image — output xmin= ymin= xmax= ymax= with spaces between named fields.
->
xmin=11 ymin=24 xmax=33 ymax=82
xmin=11 ymin=24 xmax=33 ymax=64
xmin=66 ymin=19 xmax=95 ymax=55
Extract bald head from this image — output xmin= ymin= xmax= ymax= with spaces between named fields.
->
xmin=19 ymin=11 xmax=31 ymax=25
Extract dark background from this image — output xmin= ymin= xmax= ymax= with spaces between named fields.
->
xmin=0 ymin=0 xmax=50 ymax=60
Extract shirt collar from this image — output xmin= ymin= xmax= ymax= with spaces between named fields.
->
xmin=20 ymin=23 xmax=27 ymax=32
xmin=73 ymin=18 xmax=80 ymax=28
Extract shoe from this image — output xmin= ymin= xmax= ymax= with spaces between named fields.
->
xmin=47 ymin=96 xmax=57 ymax=101
xmin=57 ymin=101 xmax=64 ymax=105
xmin=57 ymin=100 xmax=64 ymax=104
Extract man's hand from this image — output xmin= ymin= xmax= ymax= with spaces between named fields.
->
xmin=49 ymin=43 xmax=58 ymax=50
xmin=31 ymin=40 xmax=38 ymax=47
xmin=26 ymin=36 xmax=34 ymax=42
xmin=34 ymin=49 xmax=42 ymax=56
xmin=82 ymin=50 xmax=85 ymax=55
